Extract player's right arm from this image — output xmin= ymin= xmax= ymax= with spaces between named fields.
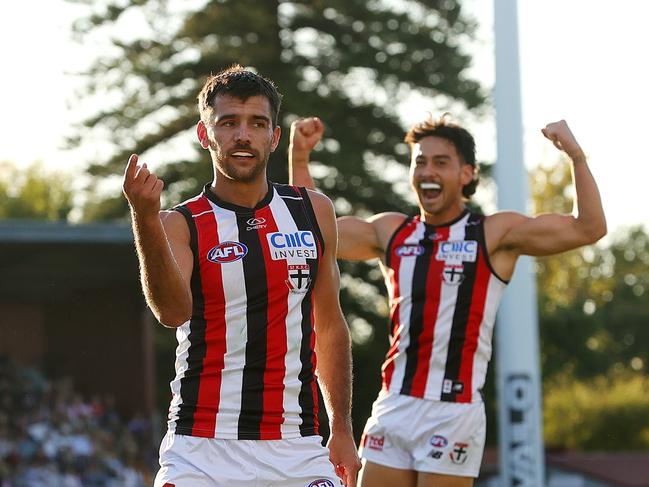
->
xmin=122 ymin=154 xmax=193 ymax=327
xmin=289 ymin=118 xmax=406 ymax=261
xmin=288 ymin=116 xmax=323 ymax=191
xmin=337 ymin=213 xmax=406 ymax=261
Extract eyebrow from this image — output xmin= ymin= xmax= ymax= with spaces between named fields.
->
xmin=216 ymin=114 xmax=271 ymax=124
xmin=414 ymin=154 xmax=452 ymax=163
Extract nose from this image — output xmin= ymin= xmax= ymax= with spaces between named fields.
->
xmin=234 ymin=124 xmax=251 ymax=145
xmin=416 ymin=160 xmax=436 ymax=178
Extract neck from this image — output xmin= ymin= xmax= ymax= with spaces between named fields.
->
xmin=210 ymin=175 xmax=269 ymax=209
xmin=420 ymin=202 xmax=466 ymax=225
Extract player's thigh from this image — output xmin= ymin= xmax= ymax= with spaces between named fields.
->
xmin=417 ymin=471 xmax=474 ymax=487
xmin=358 ymin=459 xmax=417 ymax=487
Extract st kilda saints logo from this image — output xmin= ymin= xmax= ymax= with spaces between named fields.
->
xmin=449 ymin=442 xmax=469 ymax=465
xmin=442 ymin=264 xmax=465 ymax=285
xmin=285 ymin=264 xmax=311 ymax=294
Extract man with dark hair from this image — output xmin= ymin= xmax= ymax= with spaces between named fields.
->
xmin=123 ymin=65 xmax=361 ymax=486
xmin=289 ymin=115 xmax=606 ymax=487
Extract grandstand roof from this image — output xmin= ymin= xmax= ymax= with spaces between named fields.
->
xmin=0 ymin=219 xmax=132 ymax=243
xmin=0 ymin=220 xmax=137 ymax=303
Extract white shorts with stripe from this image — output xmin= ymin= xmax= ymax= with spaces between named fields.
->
xmin=154 ymin=432 xmax=341 ymax=487
xmin=359 ymin=391 xmax=486 ymax=477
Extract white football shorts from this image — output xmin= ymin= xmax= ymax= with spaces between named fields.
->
xmin=359 ymin=391 xmax=486 ymax=477
xmin=154 ymin=432 xmax=342 ymax=487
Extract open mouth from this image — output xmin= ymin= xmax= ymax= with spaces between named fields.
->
xmin=230 ymin=150 xmax=255 ymax=159
xmin=419 ymin=181 xmax=442 ymax=199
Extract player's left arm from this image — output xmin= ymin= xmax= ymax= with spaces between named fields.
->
xmin=495 ymin=120 xmax=607 ymax=256
xmin=308 ymin=189 xmax=361 ymax=487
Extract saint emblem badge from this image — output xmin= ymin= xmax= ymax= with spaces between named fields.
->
xmin=285 ymin=264 xmax=311 ymax=293
xmin=442 ymin=265 xmax=465 ymax=285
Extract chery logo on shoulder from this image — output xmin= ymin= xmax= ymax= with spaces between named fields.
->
xmin=207 ymin=241 xmax=248 ymax=263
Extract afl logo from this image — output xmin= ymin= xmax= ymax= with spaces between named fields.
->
xmin=207 ymin=241 xmax=248 ymax=263
xmin=395 ymin=244 xmax=425 ymax=257
xmin=307 ymin=480 xmax=335 ymax=487
xmin=430 ymin=435 xmax=448 ymax=448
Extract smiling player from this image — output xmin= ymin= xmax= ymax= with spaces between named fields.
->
xmin=123 ymin=65 xmax=361 ymax=487
xmin=289 ymin=114 xmax=606 ymax=487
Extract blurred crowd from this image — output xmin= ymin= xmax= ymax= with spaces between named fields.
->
xmin=0 ymin=355 xmax=157 ymax=486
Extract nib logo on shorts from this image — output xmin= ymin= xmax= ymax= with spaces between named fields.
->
xmin=366 ymin=434 xmax=385 ymax=451
xmin=449 ymin=442 xmax=469 ymax=465
xmin=307 ymin=480 xmax=335 ymax=487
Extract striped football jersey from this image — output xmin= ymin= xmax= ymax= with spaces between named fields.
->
xmin=381 ymin=211 xmax=508 ymax=403
xmin=166 ymin=182 xmax=323 ymax=439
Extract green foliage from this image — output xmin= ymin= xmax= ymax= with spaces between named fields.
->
xmin=531 ymin=160 xmax=649 ymax=450
xmin=69 ymin=0 xmax=485 ymax=220
xmin=544 ymin=370 xmax=649 ymax=450
xmin=70 ymin=0 xmax=489 ymax=441
xmin=532 ymin=162 xmax=649 ymax=382
xmin=0 ymin=161 xmax=73 ymax=220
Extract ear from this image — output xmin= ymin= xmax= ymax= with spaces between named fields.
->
xmin=196 ymin=121 xmax=210 ymax=150
xmin=460 ymin=163 xmax=475 ymax=186
xmin=269 ymin=126 xmax=282 ymax=153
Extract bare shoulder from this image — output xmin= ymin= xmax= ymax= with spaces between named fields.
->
xmin=303 ymin=189 xmax=337 ymax=237
xmin=304 ymin=188 xmax=334 ymax=210
xmin=485 ymin=211 xmax=530 ymax=246
xmin=368 ymin=212 xmax=408 ymax=246
xmin=304 ymin=188 xmax=336 ymax=222
xmin=368 ymin=211 xmax=408 ymax=226
xmin=159 ymin=210 xmax=190 ymax=241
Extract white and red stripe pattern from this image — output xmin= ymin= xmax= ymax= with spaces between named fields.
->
xmin=166 ymin=183 xmax=322 ymax=439
xmin=381 ymin=211 xmax=507 ymax=403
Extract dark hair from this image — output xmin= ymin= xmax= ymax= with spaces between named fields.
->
xmin=404 ymin=114 xmax=479 ymax=198
xmin=197 ymin=64 xmax=283 ymax=127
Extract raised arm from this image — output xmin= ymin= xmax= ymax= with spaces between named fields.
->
xmin=288 ymin=116 xmax=324 ymax=190
xmin=308 ymin=190 xmax=361 ymax=486
xmin=122 ymin=154 xmax=193 ymax=327
xmin=290 ymin=117 xmax=405 ymax=261
xmin=493 ymin=120 xmax=607 ymax=257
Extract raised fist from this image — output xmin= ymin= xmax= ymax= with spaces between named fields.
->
xmin=290 ymin=117 xmax=325 ymax=155
xmin=541 ymin=120 xmax=583 ymax=160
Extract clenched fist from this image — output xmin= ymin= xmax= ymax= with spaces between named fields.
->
xmin=541 ymin=120 xmax=584 ymax=161
xmin=122 ymin=154 xmax=164 ymax=218
xmin=289 ymin=117 xmax=325 ymax=156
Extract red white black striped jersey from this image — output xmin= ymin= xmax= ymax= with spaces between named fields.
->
xmin=381 ymin=211 xmax=508 ymax=403
xmin=166 ymin=182 xmax=323 ymax=440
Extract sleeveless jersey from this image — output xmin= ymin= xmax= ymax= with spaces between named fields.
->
xmin=381 ymin=211 xmax=507 ymax=403
xmin=166 ymin=182 xmax=323 ymax=440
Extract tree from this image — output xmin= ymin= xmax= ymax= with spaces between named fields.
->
xmin=531 ymin=160 xmax=649 ymax=449
xmin=544 ymin=370 xmax=649 ymax=450
xmin=531 ymin=160 xmax=649 ymax=381
xmin=70 ymin=0 xmax=487 ymax=433
xmin=0 ymin=161 xmax=73 ymax=220
xmin=70 ymin=0 xmax=485 ymax=218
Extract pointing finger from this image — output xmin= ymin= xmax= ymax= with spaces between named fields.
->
xmin=125 ymin=154 xmax=138 ymax=180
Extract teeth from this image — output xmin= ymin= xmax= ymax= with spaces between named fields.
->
xmin=420 ymin=182 xmax=441 ymax=190
xmin=232 ymin=151 xmax=253 ymax=157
